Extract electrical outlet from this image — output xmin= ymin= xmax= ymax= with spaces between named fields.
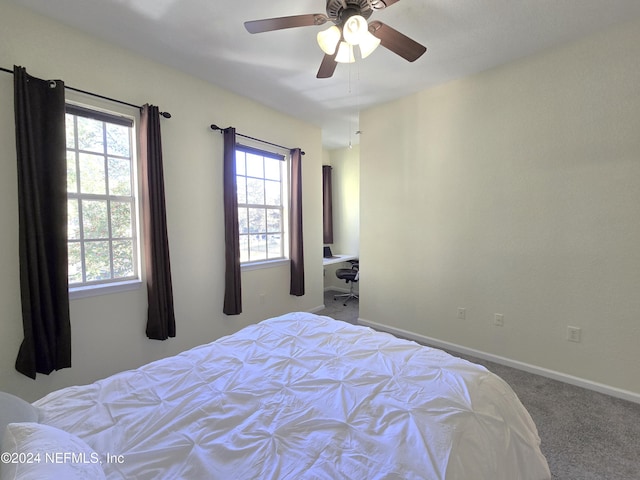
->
xmin=567 ymin=326 xmax=581 ymax=343
xmin=494 ymin=313 xmax=504 ymax=327
xmin=457 ymin=308 xmax=466 ymax=320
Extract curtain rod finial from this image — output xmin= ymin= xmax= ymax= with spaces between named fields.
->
xmin=160 ymin=111 xmax=171 ymax=119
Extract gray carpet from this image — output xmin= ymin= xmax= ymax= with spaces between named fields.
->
xmin=318 ymin=290 xmax=640 ymax=480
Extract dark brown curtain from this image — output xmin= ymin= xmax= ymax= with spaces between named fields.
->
xmin=139 ymin=105 xmax=175 ymax=339
xmin=13 ymin=66 xmax=70 ymax=379
xmin=289 ymin=148 xmax=305 ymax=296
xmin=223 ymin=127 xmax=242 ymax=315
xmin=322 ymin=165 xmax=334 ymax=244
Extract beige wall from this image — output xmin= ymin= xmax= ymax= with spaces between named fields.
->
xmin=0 ymin=3 xmax=323 ymax=401
xmin=360 ymin=18 xmax=640 ymax=399
xmin=328 ymin=145 xmax=360 ymax=258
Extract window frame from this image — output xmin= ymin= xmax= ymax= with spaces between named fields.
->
xmin=65 ymin=101 xmax=142 ymax=297
xmin=235 ymin=143 xmax=290 ymax=268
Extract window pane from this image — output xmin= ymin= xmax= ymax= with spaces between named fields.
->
xmin=248 ymin=208 xmax=266 ymax=234
xmin=106 ymin=123 xmax=130 ymax=157
xmin=66 ymin=106 xmax=138 ymax=288
xmin=111 ymin=201 xmax=132 ymax=238
xmin=113 ymin=240 xmax=134 ymax=278
xmin=108 ymin=158 xmax=132 ymax=196
xmin=79 ymin=153 xmax=106 ymax=194
xmin=77 ymin=116 xmax=104 ymax=153
xmin=84 ymin=241 xmax=111 ymax=281
xmin=234 ymin=146 xmax=286 ymax=265
xmin=236 ymin=151 xmax=246 ymax=176
xmin=264 ymin=158 xmax=281 ymax=181
xmin=68 ymin=242 xmax=82 ymax=284
xmin=265 ymin=180 xmax=281 ymax=206
xmin=82 ymin=200 xmax=109 ymax=239
xmin=239 ymin=235 xmax=249 ymax=263
xmin=247 ymin=178 xmax=264 ymax=205
xmin=266 ymin=209 xmax=281 ymax=233
xmin=68 ymin=199 xmax=80 ymax=240
xmin=67 ymin=152 xmax=78 ymax=193
xmin=236 ymin=176 xmax=247 ymax=204
xmin=65 ymin=114 xmax=76 ymax=149
xmin=267 ymin=234 xmax=282 ymax=259
xmin=238 ymin=208 xmax=248 ymax=234
xmin=249 ymin=235 xmax=267 ymax=262
xmin=246 ymin=153 xmax=264 ymax=178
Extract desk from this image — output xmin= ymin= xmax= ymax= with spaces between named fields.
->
xmin=323 ymin=254 xmax=357 ymax=266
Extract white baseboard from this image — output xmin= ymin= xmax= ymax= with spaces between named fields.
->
xmin=357 ymin=317 xmax=640 ymax=405
xmin=308 ymin=305 xmax=326 ymax=314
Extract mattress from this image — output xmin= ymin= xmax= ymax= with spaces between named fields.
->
xmin=33 ymin=312 xmax=550 ymax=479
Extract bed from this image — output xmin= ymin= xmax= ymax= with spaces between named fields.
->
xmin=2 ymin=312 xmax=550 ymax=479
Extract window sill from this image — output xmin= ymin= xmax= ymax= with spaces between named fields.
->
xmin=241 ymin=259 xmax=289 ymax=272
xmin=69 ymin=279 xmax=143 ymax=300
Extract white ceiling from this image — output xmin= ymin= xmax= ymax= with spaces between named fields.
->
xmin=9 ymin=0 xmax=640 ymax=149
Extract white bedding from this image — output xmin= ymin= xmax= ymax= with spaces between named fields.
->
xmin=34 ymin=312 xmax=550 ymax=479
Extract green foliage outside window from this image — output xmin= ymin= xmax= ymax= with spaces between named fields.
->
xmin=236 ymin=149 xmax=286 ymax=263
xmin=66 ymin=109 xmax=137 ymax=286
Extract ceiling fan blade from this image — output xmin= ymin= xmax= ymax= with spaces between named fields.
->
xmin=244 ymin=14 xmax=328 ymax=34
xmin=368 ymin=20 xmax=426 ymax=62
xmin=317 ymin=53 xmax=338 ymax=79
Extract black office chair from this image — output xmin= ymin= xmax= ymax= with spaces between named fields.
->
xmin=334 ymin=260 xmax=359 ymax=306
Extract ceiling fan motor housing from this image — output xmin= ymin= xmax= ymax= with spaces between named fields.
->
xmin=326 ymin=0 xmax=374 ymax=23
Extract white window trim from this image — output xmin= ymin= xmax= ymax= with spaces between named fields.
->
xmin=65 ymin=93 xmax=143 ymax=298
xmin=235 ymin=141 xmax=290 ymax=265
xmin=241 ymin=258 xmax=290 ymax=271
xmin=69 ymin=279 xmax=143 ymax=300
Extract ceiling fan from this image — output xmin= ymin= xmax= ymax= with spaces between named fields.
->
xmin=244 ymin=0 xmax=427 ymax=79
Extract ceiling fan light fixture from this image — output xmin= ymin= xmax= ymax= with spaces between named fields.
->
xmin=335 ymin=41 xmax=355 ymax=63
xmin=358 ymin=31 xmax=381 ymax=58
xmin=342 ymin=14 xmax=368 ymax=45
xmin=317 ymin=25 xmax=341 ymax=55
xmin=245 ymin=0 xmax=427 ymax=79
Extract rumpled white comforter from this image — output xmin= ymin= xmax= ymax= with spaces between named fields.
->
xmin=35 ymin=312 xmax=550 ymax=479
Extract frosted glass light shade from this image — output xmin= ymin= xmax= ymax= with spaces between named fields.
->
xmin=358 ymin=31 xmax=381 ymax=58
xmin=335 ymin=42 xmax=355 ymax=63
xmin=317 ymin=26 xmax=341 ymax=55
xmin=316 ymin=16 xmax=380 ymax=63
xmin=342 ymin=15 xmax=368 ymax=45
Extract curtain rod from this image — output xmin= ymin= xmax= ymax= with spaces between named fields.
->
xmin=210 ymin=124 xmax=305 ymax=155
xmin=1 ymin=66 xmax=171 ymax=118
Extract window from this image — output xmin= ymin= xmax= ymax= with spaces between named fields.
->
xmin=235 ymin=145 xmax=288 ymax=264
xmin=65 ymin=104 xmax=139 ymax=288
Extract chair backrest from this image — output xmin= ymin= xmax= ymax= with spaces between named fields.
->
xmin=336 ymin=264 xmax=359 ymax=282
